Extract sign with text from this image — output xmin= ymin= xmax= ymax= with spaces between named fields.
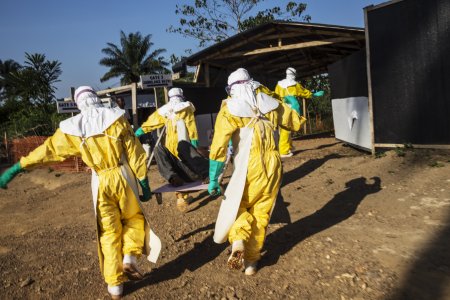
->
xmin=56 ymin=100 xmax=80 ymax=113
xmin=139 ymin=74 xmax=173 ymax=89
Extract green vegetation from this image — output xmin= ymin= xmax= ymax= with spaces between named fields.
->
xmin=429 ymin=161 xmax=445 ymax=168
xmin=0 ymin=53 xmax=65 ymax=138
xmin=100 ymin=31 xmax=169 ymax=85
xmin=300 ymin=74 xmax=333 ymax=133
xmin=168 ymin=0 xmax=310 ymax=47
xmin=375 ymin=151 xmax=387 ymax=159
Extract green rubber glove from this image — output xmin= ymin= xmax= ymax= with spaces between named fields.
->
xmin=283 ymin=95 xmax=301 ymax=115
xmin=208 ymin=159 xmax=225 ymax=196
xmin=313 ymin=90 xmax=324 ymax=97
xmin=191 ymin=139 xmax=199 ymax=148
xmin=135 ymin=127 xmax=145 ymax=138
xmin=138 ymin=177 xmax=152 ymax=202
xmin=0 ymin=162 xmax=23 ymax=189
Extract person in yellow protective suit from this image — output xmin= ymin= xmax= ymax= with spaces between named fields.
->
xmin=208 ymin=68 xmax=305 ymax=276
xmin=135 ymin=87 xmax=209 ymax=188
xmin=0 ymin=86 xmax=161 ymax=299
xmin=275 ymin=67 xmax=324 ymax=157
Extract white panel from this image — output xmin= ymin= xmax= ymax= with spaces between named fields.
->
xmin=332 ymin=97 xmax=372 ymax=151
xmin=195 ymin=113 xmax=218 ymax=147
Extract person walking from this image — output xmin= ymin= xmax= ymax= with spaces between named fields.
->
xmin=275 ymin=67 xmax=324 ymax=157
xmin=0 ymin=86 xmax=161 ymax=299
xmin=208 ymin=68 xmax=305 ymax=275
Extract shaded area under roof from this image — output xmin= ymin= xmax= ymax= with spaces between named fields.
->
xmin=184 ymin=21 xmax=365 ymax=89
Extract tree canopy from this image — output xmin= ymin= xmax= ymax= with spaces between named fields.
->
xmin=8 ymin=53 xmax=62 ymax=107
xmin=168 ymin=0 xmax=310 ymax=47
xmin=100 ymin=31 xmax=169 ymax=85
xmin=0 ymin=53 xmax=63 ymax=137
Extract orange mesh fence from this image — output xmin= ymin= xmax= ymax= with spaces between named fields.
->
xmin=11 ymin=136 xmax=88 ymax=172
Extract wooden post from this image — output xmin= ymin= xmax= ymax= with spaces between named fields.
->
xmin=306 ymin=103 xmax=312 ymax=134
xmin=131 ymin=82 xmax=138 ymax=129
xmin=4 ymin=132 xmax=8 ymax=162
xmin=364 ymin=6 xmax=376 ymax=155
xmin=205 ymin=63 xmax=210 ymax=87
xmin=302 ymin=98 xmax=307 ymax=134
xmin=153 ymin=88 xmax=160 ymax=137
xmin=163 ymin=86 xmax=169 ymax=104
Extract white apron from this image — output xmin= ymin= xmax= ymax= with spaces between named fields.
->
xmin=213 ymin=125 xmax=254 ymax=243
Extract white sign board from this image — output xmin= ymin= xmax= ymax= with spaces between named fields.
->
xmin=332 ymin=97 xmax=372 ymax=151
xmin=56 ymin=100 xmax=80 ymax=114
xmin=139 ymin=74 xmax=173 ymax=89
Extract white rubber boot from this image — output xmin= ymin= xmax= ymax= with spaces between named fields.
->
xmin=123 ymin=254 xmax=143 ymax=281
xmin=280 ymin=151 xmax=293 ymax=158
xmin=227 ymin=240 xmax=245 ymax=270
xmin=107 ymin=284 xmax=123 ymax=299
xmin=244 ymin=260 xmax=258 ymax=276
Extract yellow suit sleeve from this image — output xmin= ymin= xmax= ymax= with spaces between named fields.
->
xmin=184 ymin=108 xmax=198 ymax=141
xmin=119 ymin=117 xmax=148 ymax=181
xmin=141 ymin=110 xmax=166 ymax=133
xmin=277 ymin=102 xmax=304 ymax=132
xmin=257 ymin=85 xmax=281 ymax=101
xmin=296 ymin=83 xmax=312 ymax=99
xmin=209 ymin=105 xmax=237 ymax=163
xmin=20 ymin=129 xmax=81 ymax=169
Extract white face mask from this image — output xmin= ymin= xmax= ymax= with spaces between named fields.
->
xmin=169 ymin=95 xmax=184 ymax=105
xmin=75 ymin=91 xmax=102 ymax=111
xmin=286 ymin=74 xmax=296 ymax=81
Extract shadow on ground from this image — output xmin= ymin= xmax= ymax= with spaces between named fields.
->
xmin=282 ymin=153 xmax=344 ymax=187
xmin=125 ymin=232 xmax=226 ymax=296
xmin=389 ymin=208 xmax=450 ymax=300
xmin=262 ymin=176 xmax=382 ymax=268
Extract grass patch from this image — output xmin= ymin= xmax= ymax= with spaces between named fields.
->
xmin=395 ymin=147 xmax=406 ymax=157
xmin=429 ymin=161 xmax=445 ymax=168
xmin=375 ymin=151 xmax=386 ymax=159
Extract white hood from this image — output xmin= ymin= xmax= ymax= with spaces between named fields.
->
xmin=226 ymin=68 xmax=278 ymax=118
xmin=59 ymin=107 xmax=124 ymax=138
xmin=60 ymin=86 xmax=124 ymax=137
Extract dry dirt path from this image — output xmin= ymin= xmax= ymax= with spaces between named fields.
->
xmin=0 ymin=137 xmax=449 ymax=299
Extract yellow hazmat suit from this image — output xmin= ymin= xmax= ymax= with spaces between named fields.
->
xmin=210 ymin=70 xmax=304 ymax=264
xmin=20 ymin=116 xmax=147 ymax=286
xmin=275 ymin=72 xmax=312 ymax=156
xmin=140 ymin=101 xmax=198 ymax=158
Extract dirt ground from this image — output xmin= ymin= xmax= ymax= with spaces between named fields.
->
xmin=1 ymin=136 xmax=449 ymax=300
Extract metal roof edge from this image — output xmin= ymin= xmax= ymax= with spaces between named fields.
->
xmin=364 ymin=0 xmax=406 ymax=12
xmin=185 ymin=21 xmax=365 ymax=65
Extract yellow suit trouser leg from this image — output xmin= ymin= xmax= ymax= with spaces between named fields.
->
xmin=98 ymin=192 xmax=125 ymax=286
xmin=97 ymin=180 xmax=145 ymax=286
xmin=279 ymin=128 xmax=292 ymax=155
xmin=228 ymin=191 xmax=277 ymax=262
xmin=244 ymin=192 xmax=276 ymax=262
xmin=228 ymin=152 xmax=281 ymax=262
xmin=120 ymin=184 xmax=145 ymax=257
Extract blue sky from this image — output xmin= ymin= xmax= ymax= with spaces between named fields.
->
xmin=0 ymin=0 xmax=385 ymax=98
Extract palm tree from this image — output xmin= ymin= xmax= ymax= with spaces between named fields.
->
xmin=100 ymin=31 xmax=169 ymax=85
xmin=9 ymin=53 xmax=62 ymax=106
